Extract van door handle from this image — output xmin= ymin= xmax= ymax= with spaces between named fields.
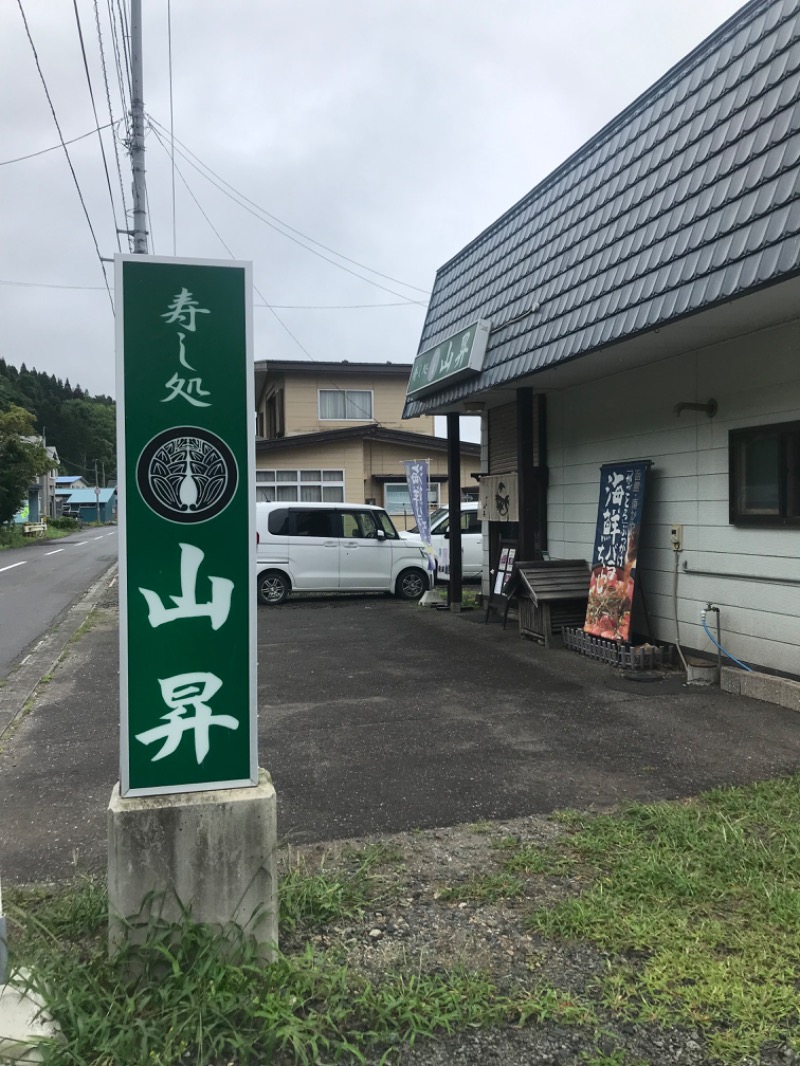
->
xmin=345 ymin=540 xmax=359 ymax=547
xmin=324 ymin=540 xmax=337 ymax=547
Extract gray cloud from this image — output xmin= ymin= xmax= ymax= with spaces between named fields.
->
xmin=1 ymin=0 xmax=745 ymax=404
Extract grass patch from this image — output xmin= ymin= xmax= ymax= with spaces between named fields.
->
xmin=437 ymin=871 xmax=526 ymax=903
xmin=6 ymin=872 xmax=588 ymax=1065
xmin=281 ymin=842 xmax=404 ymax=936
xmin=527 ymin=774 xmax=800 ymax=1061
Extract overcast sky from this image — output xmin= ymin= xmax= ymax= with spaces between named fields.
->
xmin=2 ymin=0 xmax=746 ymax=415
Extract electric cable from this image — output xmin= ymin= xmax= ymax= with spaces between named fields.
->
xmin=93 ymin=0 xmax=130 ymax=247
xmin=71 ymin=0 xmax=122 ymax=251
xmin=146 ymin=115 xmax=429 ymax=303
xmin=167 ymin=0 xmax=177 ymax=254
xmin=672 ymin=551 xmax=689 ymax=674
xmin=147 ymin=125 xmax=379 ymax=421
xmin=0 ymin=276 xmax=421 ymax=307
xmin=16 ymin=0 xmax=114 ymax=314
xmin=0 ymin=123 xmax=112 ymax=166
xmin=106 ymin=0 xmax=130 ymax=141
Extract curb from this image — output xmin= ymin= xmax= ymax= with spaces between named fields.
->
xmin=0 ymin=563 xmax=118 ymax=743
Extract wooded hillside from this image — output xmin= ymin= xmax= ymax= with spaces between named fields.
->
xmin=0 ymin=359 xmax=116 ymax=483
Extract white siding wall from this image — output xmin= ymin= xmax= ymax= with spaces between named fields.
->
xmin=547 ymin=318 xmax=800 ymax=675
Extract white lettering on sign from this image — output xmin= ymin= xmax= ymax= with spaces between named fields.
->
xmin=161 ymin=288 xmax=210 ymax=331
xmin=161 ymin=288 xmax=212 ymax=406
xmin=139 ymin=543 xmax=233 ymax=630
xmin=135 ymin=672 xmax=238 ymax=764
xmin=161 ymin=372 xmax=212 ymax=407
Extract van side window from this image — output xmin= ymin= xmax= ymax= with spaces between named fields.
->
xmin=292 ymin=510 xmax=336 ymax=538
xmin=268 ymin=508 xmax=290 ymax=535
xmin=341 ymin=511 xmax=376 ymax=538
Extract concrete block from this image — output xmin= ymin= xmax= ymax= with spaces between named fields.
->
xmin=720 ymin=667 xmax=741 ymax=695
xmin=779 ymin=678 xmax=800 ymax=713
xmin=108 ymin=768 xmax=277 ymax=960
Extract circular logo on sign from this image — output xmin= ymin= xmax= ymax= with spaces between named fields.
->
xmin=136 ymin=427 xmax=238 ymax=523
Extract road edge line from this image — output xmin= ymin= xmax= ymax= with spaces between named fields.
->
xmin=0 ymin=563 xmax=118 ymax=742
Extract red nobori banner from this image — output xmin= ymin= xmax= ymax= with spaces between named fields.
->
xmin=583 ymin=461 xmax=651 ymax=643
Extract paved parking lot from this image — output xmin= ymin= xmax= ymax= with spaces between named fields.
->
xmin=3 ymin=585 xmax=800 ymax=883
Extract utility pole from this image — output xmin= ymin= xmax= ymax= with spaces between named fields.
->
xmin=130 ymin=0 xmax=148 ymax=254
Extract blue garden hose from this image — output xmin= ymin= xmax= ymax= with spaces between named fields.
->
xmin=701 ymin=614 xmax=752 ymax=672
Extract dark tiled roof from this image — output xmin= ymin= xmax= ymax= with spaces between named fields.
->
xmin=255 ymin=424 xmax=480 ymax=454
xmin=405 ymin=0 xmax=800 ymax=415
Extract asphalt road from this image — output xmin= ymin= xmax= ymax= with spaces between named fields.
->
xmin=3 ymin=588 xmax=800 ymax=884
xmin=0 ymin=529 xmax=118 ymax=679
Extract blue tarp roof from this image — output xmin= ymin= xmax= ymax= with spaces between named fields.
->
xmin=405 ymin=0 xmax=800 ymax=415
xmin=63 ymin=488 xmax=117 ymax=504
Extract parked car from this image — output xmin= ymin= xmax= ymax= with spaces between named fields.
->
xmin=255 ymin=502 xmax=430 ymax=605
xmin=399 ymin=501 xmax=483 ymax=580
xmin=60 ymin=508 xmax=83 ymax=527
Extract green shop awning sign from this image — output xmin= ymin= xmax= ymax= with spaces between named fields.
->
xmin=406 ymin=319 xmax=491 ymax=399
xmin=115 ymin=255 xmax=257 ymax=798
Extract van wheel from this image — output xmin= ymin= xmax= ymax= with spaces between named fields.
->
xmin=257 ymin=570 xmax=290 ymax=606
xmin=396 ymin=567 xmax=428 ymax=601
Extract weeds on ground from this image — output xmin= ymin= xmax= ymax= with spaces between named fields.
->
xmin=9 ymin=776 xmax=800 ymax=1063
xmin=527 ymin=774 xmax=800 ymax=1061
xmin=7 ymin=868 xmax=586 ymax=1066
xmin=279 ymin=843 xmax=398 ymax=935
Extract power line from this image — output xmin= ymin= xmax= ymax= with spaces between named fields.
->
xmin=0 ymin=277 xmax=425 ymax=308
xmin=145 ymin=127 xmax=377 ymax=420
xmin=71 ymin=0 xmax=121 ymax=252
xmin=166 ymin=0 xmax=177 ymax=254
xmin=16 ymin=0 xmax=114 ymax=314
xmin=0 ymin=123 xmax=113 ymax=166
xmin=149 ymin=123 xmax=230 ymax=257
xmin=93 ymin=0 xmax=130 ymax=248
xmin=146 ymin=115 xmax=430 ymax=303
xmin=106 ymin=0 xmax=130 ymax=142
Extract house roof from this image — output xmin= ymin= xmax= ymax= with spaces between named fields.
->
xmin=63 ymin=488 xmax=117 ymax=504
xmin=56 ymin=476 xmax=82 ymax=484
xmin=254 ymin=359 xmax=414 ymax=408
xmin=405 ymin=0 xmax=800 ymax=416
xmin=256 ymin=424 xmax=480 ymax=455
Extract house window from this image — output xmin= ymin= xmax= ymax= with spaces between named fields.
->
xmin=729 ymin=422 xmax=800 ymax=525
xmin=319 ymin=390 xmax=373 ymax=421
xmin=256 ymin=469 xmax=345 ymax=503
xmin=384 ymin=481 xmax=440 ymax=516
xmin=265 ymin=390 xmax=284 ymax=438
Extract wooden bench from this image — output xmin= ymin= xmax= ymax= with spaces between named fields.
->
xmin=503 ymin=559 xmax=590 ymax=647
xmin=22 ymin=522 xmax=47 ymax=538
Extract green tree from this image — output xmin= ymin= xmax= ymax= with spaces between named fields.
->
xmin=0 ymin=406 xmax=51 ymax=526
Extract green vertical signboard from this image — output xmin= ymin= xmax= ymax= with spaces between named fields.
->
xmin=115 ymin=255 xmax=256 ymax=797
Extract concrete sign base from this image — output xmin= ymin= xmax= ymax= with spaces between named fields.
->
xmin=107 ymin=768 xmax=278 ymax=960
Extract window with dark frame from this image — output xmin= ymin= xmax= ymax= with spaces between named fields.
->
xmin=729 ymin=422 xmax=800 ymax=526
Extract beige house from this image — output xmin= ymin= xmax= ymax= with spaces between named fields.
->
xmin=254 ymin=360 xmax=480 ymax=529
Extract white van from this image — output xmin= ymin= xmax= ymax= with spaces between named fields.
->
xmin=255 ymin=502 xmax=431 ymax=605
xmin=398 ymin=501 xmax=483 ymax=580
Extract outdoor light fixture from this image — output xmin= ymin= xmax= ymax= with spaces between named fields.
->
xmin=463 ymin=401 xmax=485 ymax=414
xmin=674 ymin=399 xmax=718 ymax=418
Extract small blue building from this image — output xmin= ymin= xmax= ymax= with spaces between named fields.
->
xmin=60 ymin=488 xmax=117 ymax=523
